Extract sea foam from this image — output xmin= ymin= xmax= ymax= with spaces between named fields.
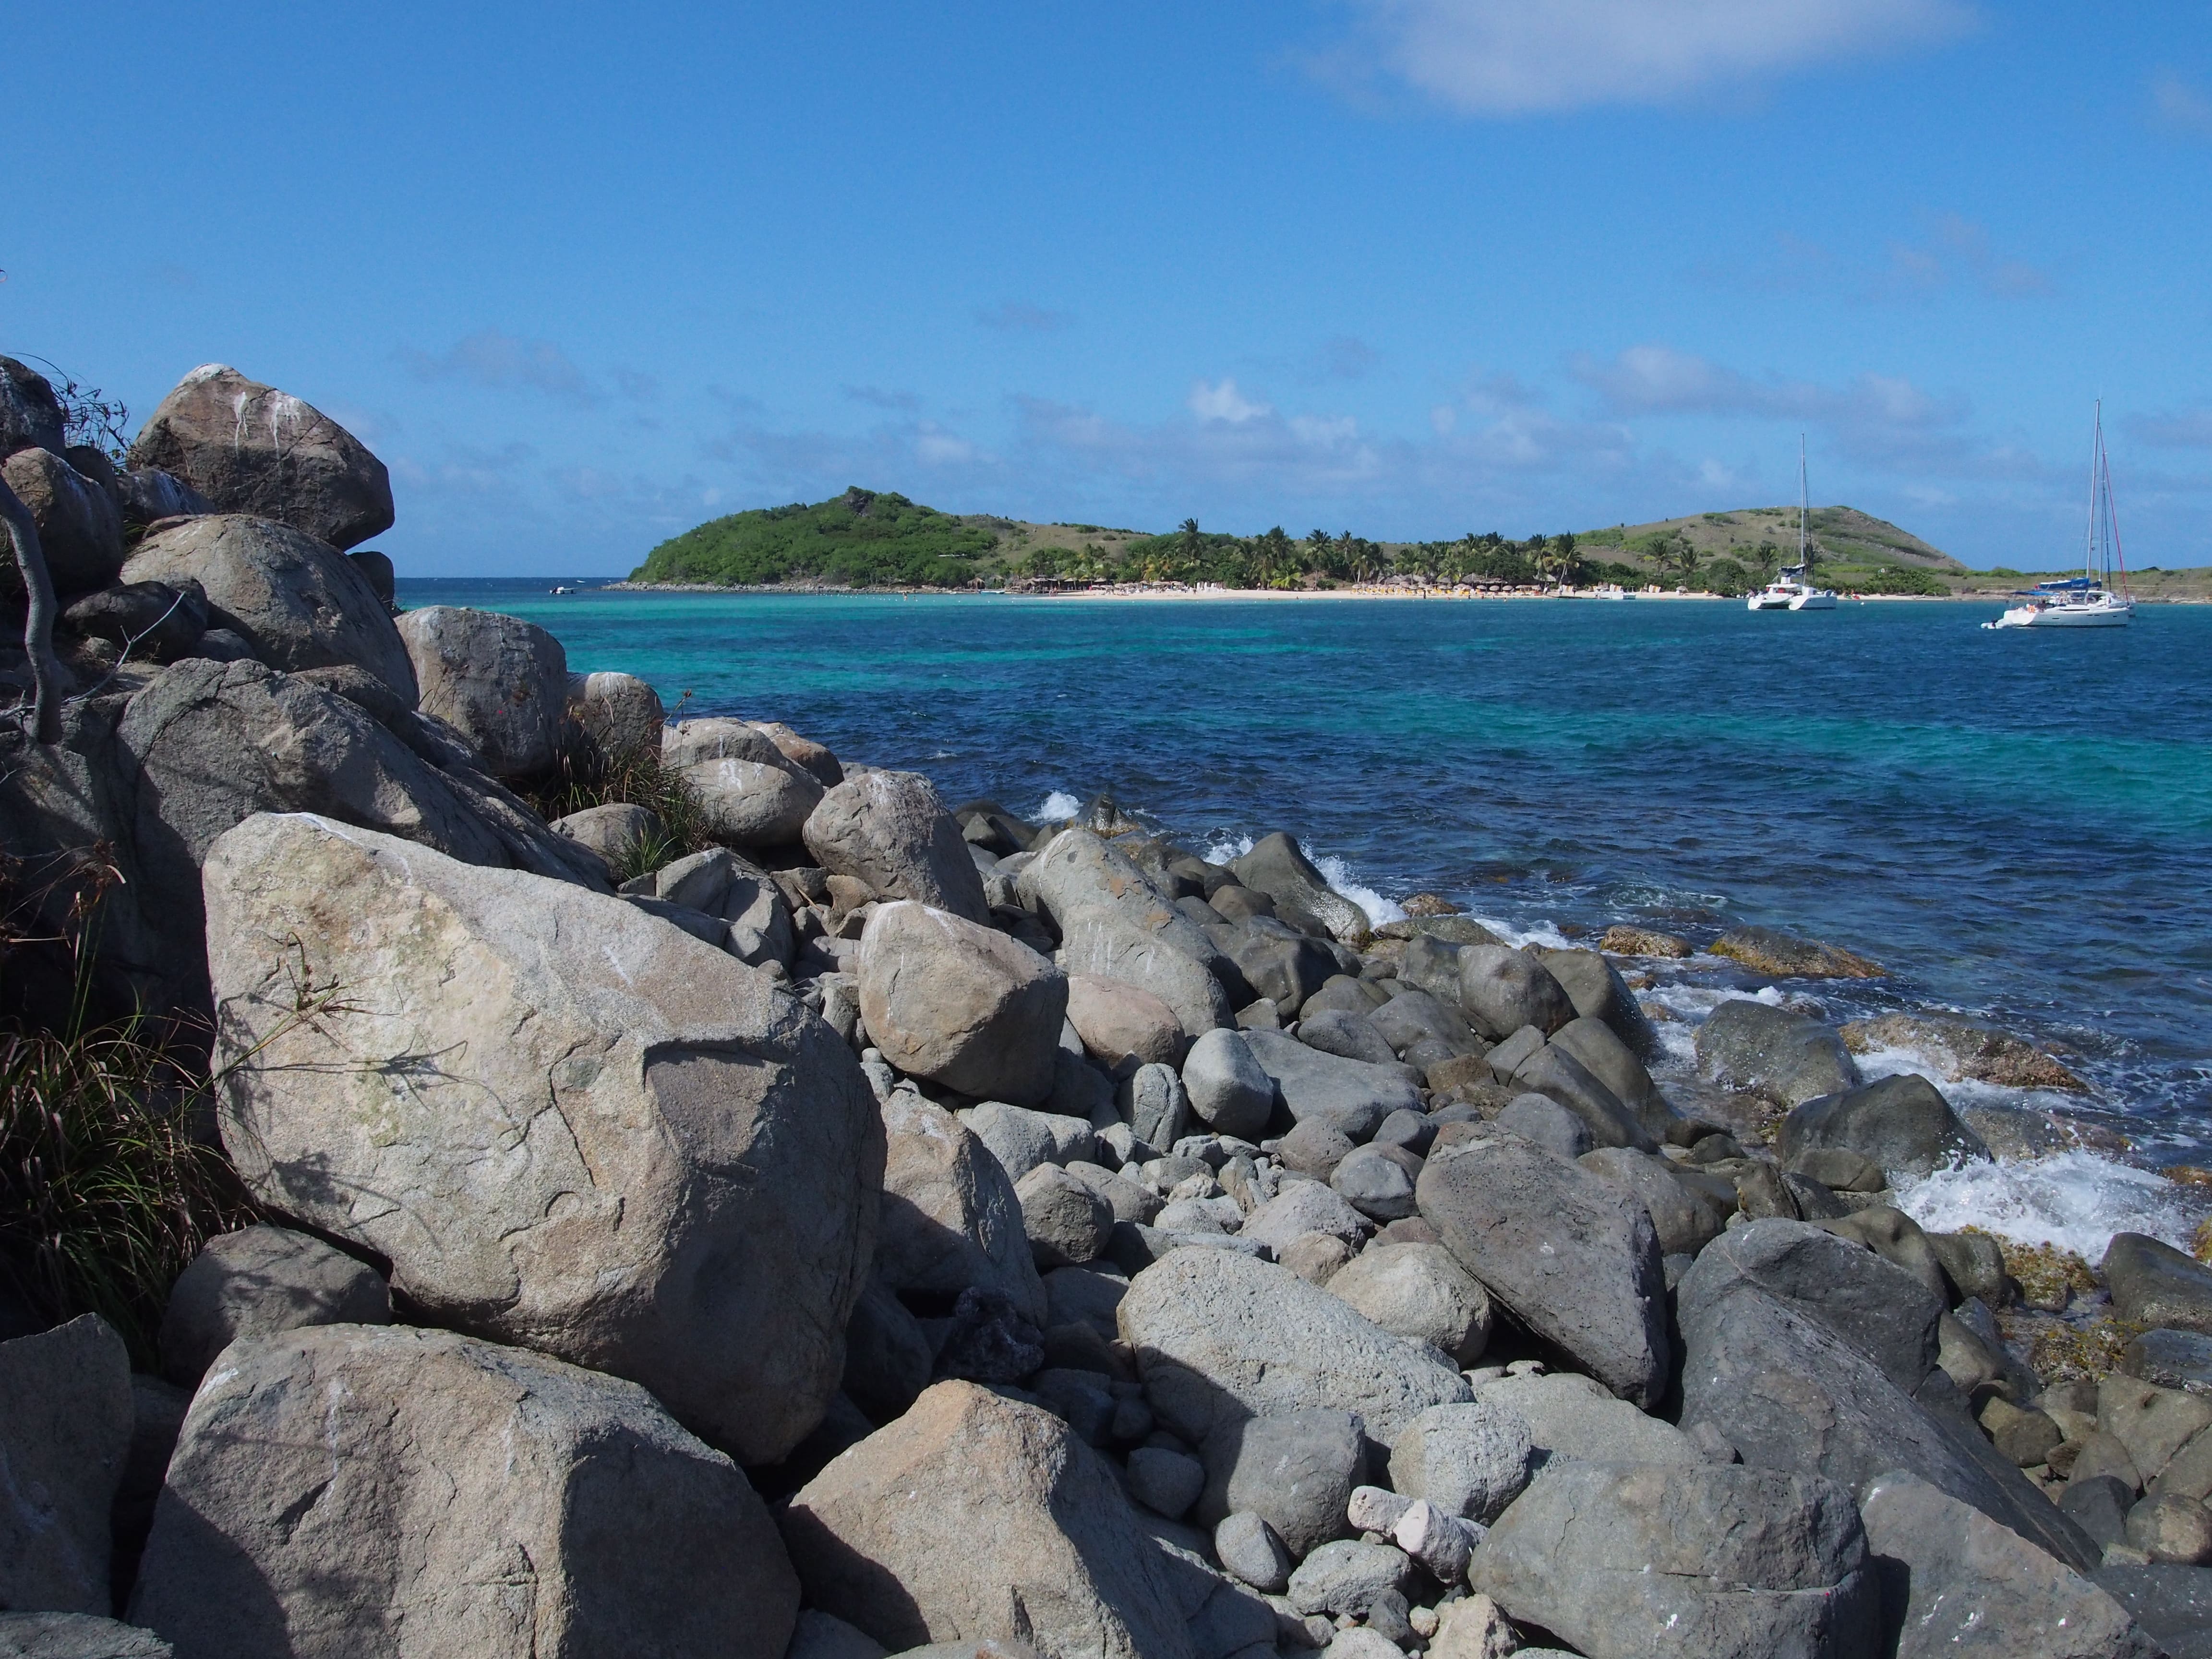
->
xmin=1033 ymin=790 xmax=1081 ymax=823
xmin=1896 ymin=1151 xmax=2207 ymax=1260
xmin=1314 ymin=855 xmax=1407 ymax=926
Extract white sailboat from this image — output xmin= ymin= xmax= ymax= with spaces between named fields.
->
xmin=1985 ymin=403 xmax=2134 ymax=630
xmin=1747 ymin=436 xmax=1838 ymax=612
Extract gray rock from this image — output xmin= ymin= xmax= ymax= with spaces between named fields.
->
xmin=1469 ymin=1461 xmax=1877 ymax=1659
xmin=1221 ymin=925 xmax=1338 ymax=1019
xmin=1016 ymin=1165 xmax=1114 ymax=1268
xmin=1860 ymin=1470 xmax=2155 ymax=1657
xmin=1483 ymin=1024 xmax=1547 ymax=1081
xmin=2064 ymin=1475 xmax=2138 ymax=1551
xmin=1324 ymin=1241 xmax=1491 ymax=1365
xmin=1197 ymin=1408 xmax=1366 ymax=1556
xmin=345 ymin=546 xmax=394 ymax=606
xmin=876 ymin=1090 xmax=1048 ymax=1325
xmin=552 ymin=801 xmax=661 ymax=879
xmin=1298 ymin=1008 xmax=1398 ymax=1068
xmin=1242 ymin=1027 xmax=1419 ymax=1141
xmin=842 ymin=1276 xmax=934 ymax=1426
xmin=1022 ymin=830 xmax=1225 ymax=967
xmin=2100 ymin=1375 xmax=2212 ymax=1489
xmin=1183 ymin=1027 xmax=1276 ymax=1140
xmin=1331 ymin=1143 xmax=1420 ymax=1222
xmin=1685 ymin=1219 xmax=1944 ymax=1392
xmin=203 ymin=813 xmax=877 ymax=1464
xmin=2106 ymin=1235 xmax=2212 ymax=1336
xmin=563 ymin=670 xmax=665 ymax=760
xmin=125 ymin=364 xmax=393 ymax=549
xmin=0 ymin=354 xmax=67 ymax=456
xmin=1065 ymin=973 xmax=1189 ymax=1072
xmin=1240 ymin=1181 xmax=1371 ymax=1253
xmin=1214 ymin=1512 xmax=1293 ymax=1594
xmin=1287 ymin=1541 xmax=1411 ymax=1619
xmin=1468 ymin=1370 xmax=1703 ymax=1467
xmin=1696 ymin=999 xmax=1862 ymax=1108
xmin=61 ymin=579 xmax=208 ymax=663
xmin=1044 ymin=1263 xmax=1130 ymax=1340
xmin=1388 ymin=1402 xmax=1535 ymax=1524
xmin=2092 ymin=1565 xmax=2212 ymax=1659
xmin=1578 ymin=1146 xmax=1726 ymax=1257
xmin=1064 ymin=1160 xmax=1163 ymax=1224
xmin=1120 ymin=1061 xmax=1192 ymax=1148
xmin=806 ymin=770 xmax=985 ymax=919
xmin=2 ymin=446 xmax=123 ymax=593
xmin=649 ymin=847 xmax=795 ymax=967
xmin=859 ymin=902 xmax=1068 ymax=1106
xmin=1713 ymin=925 xmax=1885 ymax=979
xmin=120 ymin=515 xmax=416 ymax=698
xmin=1547 ymin=1012 xmax=1666 ymax=1127
xmin=1275 ymin=1120 xmax=1357 ymax=1179
xmin=1064 ymin=913 xmax=1236 ymax=1038
xmin=781 ymin=1381 xmax=1192 ymax=1659
xmin=786 ymin=1611 xmax=887 ymax=1659
xmin=0 ymin=1316 xmax=133 ymax=1616
xmin=1129 ymin=1446 xmax=1208 ymax=1519
xmin=131 ymin=1324 xmax=796 ymax=1659
xmin=1676 ymin=1246 xmax=2099 ymax=1571
xmin=0 ymin=1613 xmax=173 ymax=1658
xmin=1417 ymin=1133 xmax=1671 ymax=1408
xmin=1117 ymin=1248 xmax=1472 ymax=1448
xmin=1497 ymin=1093 xmax=1592 ymax=1159
xmin=1508 ymin=1042 xmax=1654 ymax=1150
xmin=1455 ymin=947 xmax=1575 ymax=1041
xmin=1370 ymin=987 xmax=1483 ymax=1059
xmin=157 ymin=1224 xmax=389 ymax=1387
xmin=1396 ymin=933 xmax=1466 ymax=1004
xmin=1779 ymin=1073 xmax=1993 ymax=1183
xmin=1230 ymin=833 xmax=1374 ymax=946
xmin=666 ymin=719 xmax=825 ymax=848
xmin=962 ymin=1101 xmax=1096 ymax=1184
xmin=1539 ymin=948 xmax=1662 ymax=1061
xmin=2125 ymin=1328 xmax=2212 ymax=1393
xmin=1373 ymin=1107 xmax=1438 ymax=1157
xmin=395 ymin=606 xmax=568 ymax=779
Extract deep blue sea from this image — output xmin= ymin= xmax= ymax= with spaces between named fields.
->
xmin=402 ymin=579 xmax=2212 ymax=1235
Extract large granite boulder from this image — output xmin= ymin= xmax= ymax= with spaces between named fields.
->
xmin=1505 ymin=1040 xmax=1654 ymax=1150
xmin=665 ymin=719 xmax=825 ymax=848
xmin=0 ymin=1316 xmax=133 ymax=1616
xmin=130 ymin=1324 xmax=797 ymax=1659
xmin=60 ymin=581 xmax=208 ymax=664
xmin=1469 ymin=1462 xmax=1878 ymax=1659
xmin=1230 ymin=832 xmax=1372 ymax=946
xmin=1456 ymin=947 xmax=1575 ymax=1040
xmin=1687 ymin=1220 xmax=1943 ymax=1391
xmin=805 ymin=770 xmax=986 ymax=921
xmin=858 ymin=902 xmax=1068 ymax=1106
xmin=565 ymin=670 xmax=665 ymax=759
xmin=1779 ymin=1074 xmax=1993 ymax=1182
xmin=1713 ymin=925 xmax=1884 ymax=979
xmin=874 ymin=1090 xmax=1048 ymax=1324
xmin=1676 ymin=1227 xmax=2098 ymax=1571
xmin=1196 ymin=1408 xmax=1367 ymax=1556
xmin=1469 ymin=1370 xmax=1702 ymax=1468
xmin=120 ymin=515 xmax=417 ymax=700
xmin=1181 ymin=1026 xmax=1275 ymax=1139
xmin=1578 ymin=1146 xmax=1726 ymax=1257
xmin=1241 ymin=1026 xmax=1419 ymax=1140
xmin=0 ymin=354 xmax=66 ymax=456
xmin=748 ymin=721 xmax=843 ymax=787
xmin=1020 ymin=829 xmax=1223 ymax=971
xmin=1696 ymin=999 xmax=1862 ymax=1107
xmin=1546 ymin=1013 xmax=1665 ymax=1127
xmin=1539 ymin=947 xmax=1662 ymax=1060
xmin=396 ymin=606 xmax=568 ymax=779
xmin=1116 ymin=1248 xmax=1472 ymax=1447
xmin=1323 ymin=1241 xmax=1491 ymax=1366
xmin=1065 ymin=973 xmax=1188 ymax=1072
xmin=649 ymin=847 xmax=794 ymax=969
xmin=1 ymin=446 xmax=123 ymax=594
xmin=2104 ymin=1234 xmax=2212 ymax=1336
xmin=202 ymin=813 xmax=881 ymax=1464
xmin=780 ymin=1381 xmax=1193 ymax=1659
xmin=1060 ymin=913 xmax=1234 ymax=1037
xmin=1416 ymin=1131 xmax=1671 ymax=1408
xmin=125 ymin=365 xmax=393 ymax=550
xmin=158 ymin=1225 xmax=390 ymax=1387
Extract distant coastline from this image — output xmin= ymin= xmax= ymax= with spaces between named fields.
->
xmin=591 ymin=579 xmax=2209 ymax=604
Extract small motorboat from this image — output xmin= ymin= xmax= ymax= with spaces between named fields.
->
xmin=1748 ymin=437 xmax=1837 ymax=612
xmin=1591 ymin=584 xmax=1634 ymax=600
xmin=1986 ymin=403 xmax=2134 ymax=630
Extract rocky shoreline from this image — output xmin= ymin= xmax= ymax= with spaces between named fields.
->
xmin=5 ymin=358 xmax=2212 ymax=1659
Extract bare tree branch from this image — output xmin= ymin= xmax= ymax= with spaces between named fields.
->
xmin=0 ymin=475 xmax=65 ymax=744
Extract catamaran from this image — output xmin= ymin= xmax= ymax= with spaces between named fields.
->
xmin=1985 ymin=403 xmax=2134 ymax=630
xmin=1748 ymin=436 xmax=1838 ymax=611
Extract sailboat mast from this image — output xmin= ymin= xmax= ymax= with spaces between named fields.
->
xmin=2086 ymin=401 xmax=2102 ymax=584
xmin=1797 ymin=434 xmax=1809 ymax=571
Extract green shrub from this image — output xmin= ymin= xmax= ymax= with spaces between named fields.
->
xmin=1857 ymin=564 xmax=1951 ymax=596
xmin=633 ymin=486 xmax=993 ymax=587
xmin=524 ymin=736 xmax=720 ymax=881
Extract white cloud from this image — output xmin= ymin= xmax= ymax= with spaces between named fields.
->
xmin=1188 ymin=379 xmax=1273 ymax=423
xmin=2152 ymin=70 xmax=2212 ymax=138
xmin=1322 ymin=0 xmax=1974 ymax=114
xmin=400 ymin=329 xmax=603 ymax=405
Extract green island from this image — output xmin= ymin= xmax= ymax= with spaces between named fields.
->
xmin=628 ymin=484 xmax=2212 ymax=598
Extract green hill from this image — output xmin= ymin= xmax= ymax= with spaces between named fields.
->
xmin=1578 ymin=504 xmax=1964 ymax=590
xmin=630 ymin=487 xmax=1001 ymax=586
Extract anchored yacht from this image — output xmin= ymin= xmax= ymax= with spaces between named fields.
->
xmin=1986 ymin=404 xmax=2134 ymax=630
xmin=1748 ymin=438 xmax=1838 ymax=612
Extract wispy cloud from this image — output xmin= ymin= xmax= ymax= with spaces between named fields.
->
xmin=400 ymin=329 xmax=601 ymax=406
xmin=844 ymin=385 xmax=923 ymax=412
xmin=1874 ymin=211 xmax=2050 ymax=300
xmin=2151 ymin=70 xmax=2212 ymax=138
xmin=975 ymin=301 xmax=1074 ymax=334
xmin=1313 ymin=0 xmax=1974 ymax=115
xmin=2124 ymin=408 xmax=2212 ymax=450
xmin=1188 ymin=379 xmax=1273 ymax=423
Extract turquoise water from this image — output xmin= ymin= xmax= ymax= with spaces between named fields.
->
xmin=403 ymin=581 xmax=2212 ymax=1156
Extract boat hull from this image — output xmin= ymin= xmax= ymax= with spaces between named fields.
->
xmin=1987 ymin=600 xmax=2133 ymax=629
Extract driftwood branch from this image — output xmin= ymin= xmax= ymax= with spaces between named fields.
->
xmin=0 ymin=473 xmax=65 ymax=743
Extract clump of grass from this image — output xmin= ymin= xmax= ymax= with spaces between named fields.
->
xmin=524 ymin=737 xmax=716 ymax=879
xmin=0 ymin=1019 xmax=254 ymax=1366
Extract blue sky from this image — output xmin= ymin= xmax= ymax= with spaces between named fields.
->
xmin=8 ymin=1 xmax=2210 ymax=574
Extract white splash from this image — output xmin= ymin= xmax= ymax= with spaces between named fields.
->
xmin=1202 ymin=831 xmax=1255 ymax=866
xmin=1033 ymin=790 xmax=1081 ymax=823
xmin=1895 ymin=1152 xmax=2208 ymax=1260
xmin=1314 ymin=854 xmax=1407 ymax=926
xmin=1474 ymin=915 xmax=1577 ymax=952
